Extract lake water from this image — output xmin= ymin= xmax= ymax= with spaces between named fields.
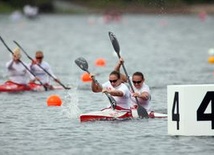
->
xmin=0 ymin=13 xmax=214 ymax=155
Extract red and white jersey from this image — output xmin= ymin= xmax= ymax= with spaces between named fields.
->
xmin=130 ymin=82 xmax=151 ymax=112
xmin=102 ymin=81 xmax=131 ymax=110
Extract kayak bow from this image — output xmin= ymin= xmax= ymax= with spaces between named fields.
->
xmin=0 ymin=81 xmax=63 ymax=92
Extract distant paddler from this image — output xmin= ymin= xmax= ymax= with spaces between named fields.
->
xmin=6 ymin=47 xmax=36 ymax=85
xmin=29 ymin=51 xmax=61 ymax=90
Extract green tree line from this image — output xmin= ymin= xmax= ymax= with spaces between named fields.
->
xmin=0 ymin=0 xmax=213 ymax=13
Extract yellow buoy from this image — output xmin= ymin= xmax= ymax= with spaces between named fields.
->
xmin=208 ymin=56 xmax=214 ymax=64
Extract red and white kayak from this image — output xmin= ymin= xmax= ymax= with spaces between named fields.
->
xmin=80 ymin=108 xmax=167 ymax=122
xmin=0 ymin=81 xmax=63 ymax=92
xmin=131 ymin=109 xmax=167 ymax=119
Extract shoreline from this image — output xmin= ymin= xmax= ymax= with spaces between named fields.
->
xmin=96 ymin=4 xmax=214 ymax=14
xmin=189 ymin=4 xmax=214 ymax=14
xmin=1 ymin=1 xmax=214 ymax=15
xmin=53 ymin=1 xmax=214 ymax=15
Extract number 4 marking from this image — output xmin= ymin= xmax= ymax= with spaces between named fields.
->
xmin=172 ymin=92 xmax=180 ymax=130
xmin=197 ymin=91 xmax=214 ymax=129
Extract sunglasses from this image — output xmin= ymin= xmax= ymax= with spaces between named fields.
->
xmin=36 ymin=57 xmax=43 ymax=59
xmin=109 ymin=79 xmax=118 ymax=83
xmin=132 ymin=80 xmax=142 ymax=84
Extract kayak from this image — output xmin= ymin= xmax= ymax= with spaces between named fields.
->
xmin=80 ymin=108 xmax=167 ymax=122
xmin=0 ymin=81 xmax=63 ymax=92
xmin=131 ymin=109 xmax=167 ymax=119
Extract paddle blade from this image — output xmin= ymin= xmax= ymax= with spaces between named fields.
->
xmin=108 ymin=31 xmax=120 ymax=54
xmin=74 ymin=57 xmax=89 ymax=72
xmin=105 ymin=92 xmax=117 ymax=109
xmin=137 ymin=105 xmax=149 ymax=118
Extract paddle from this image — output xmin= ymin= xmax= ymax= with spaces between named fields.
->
xmin=108 ymin=31 xmax=149 ymax=118
xmin=13 ymin=41 xmax=70 ymax=90
xmin=75 ymin=57 xmax=117 ymax=109
xmin=0 ymin=36 xmax=48 ymax=91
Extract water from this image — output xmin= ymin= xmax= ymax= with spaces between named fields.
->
xmin=0 ymin=13 xmax=214 ymax=155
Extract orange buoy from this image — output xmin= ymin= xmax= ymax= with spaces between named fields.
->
xmin=47 ymin=95 xmax=62 ymax=106
xmin=95 ymin=58 xmax=106 ymax=67
xmin=208 ymin=56 xmax=214 ymax=64
xmin=81 ymin=72 xmax=92 ymax=82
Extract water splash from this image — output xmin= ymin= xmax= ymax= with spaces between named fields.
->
xmin=61 ymin=88 xmax=81 ymax=119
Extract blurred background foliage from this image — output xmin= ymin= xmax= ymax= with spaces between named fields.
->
xmin=0 ymin=0 xmax=53 ymax=13
xmin=0 ymin=0 xmax=213 ymax=13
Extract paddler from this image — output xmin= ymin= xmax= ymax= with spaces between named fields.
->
xmin=29 ymin=51 xmax=60 ymax=90
xmin=6 ymin=47 xmax=35 ymax=85
xmin=91 ymin=70 xmax=132 ymax=115
xmin=114 ymin=58 xmax=152 ymax=114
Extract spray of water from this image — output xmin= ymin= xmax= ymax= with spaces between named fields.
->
xmin=61 ymin=88 xmax=82 ymax=119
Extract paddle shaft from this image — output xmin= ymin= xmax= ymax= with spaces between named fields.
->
xmin=117 ymin=53 xmax=142 ymax=104
xmin=0 ymin=36 xmax=47 ymax=91
xmin=13 ymin=41 xmax=70 ymax=90
xmin=86 ymin=70 xmax=116 ymax=109
xmin=75 ymin=57 xmax=116 ymax=109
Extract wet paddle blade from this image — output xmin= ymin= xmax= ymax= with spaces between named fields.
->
xmin=137 ymin=105 xmax=149 ymax=118
xmin=105 ymin=92 xmax=117 ymax=109
xmin=75 ymin=57 xmax=117 ymax=110
xmin=108 ymin=31 xmax=120 ymax=54
xmin=75 ymin=57 xmax=89 ymax=72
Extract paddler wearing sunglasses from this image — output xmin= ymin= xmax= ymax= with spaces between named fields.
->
xmin=114 ymin=58 xmax=152 ymax=113
xmin=29 ymin=51 xmax=60 ymax=90
xmin=91 ymin=70 xmax=132 ymax=113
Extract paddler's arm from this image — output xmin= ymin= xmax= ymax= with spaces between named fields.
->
xmin=132 ymin=92 xmax=150 ymax=100
xmin=102 ymin=88 xmax=123 ymax=97
xmin=90 ymin=74 xmax=102 ymax=92
xmin=6 ymin=60 xmax=15 ymax=70
xmin=114 ymin=58 xmax=127 ymax=83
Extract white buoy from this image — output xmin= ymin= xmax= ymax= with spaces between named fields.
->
xmin=208 ymin=48 xmax=214 ymax=56
xmin=208 ymin=48 xmax=214 ymax=64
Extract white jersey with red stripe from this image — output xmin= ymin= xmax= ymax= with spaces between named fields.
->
xmin=130 ymin=82 xmax=151 ymax=112
xmin=102 ymin=81 xmax=131 ymax=110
